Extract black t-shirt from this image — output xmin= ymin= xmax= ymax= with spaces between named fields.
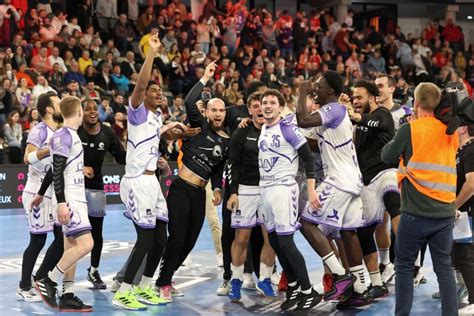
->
xmin=225 ymin=105 xmax=250 ymax=136
xmin=227 ymin=122 xmax=261 ymax=194
xmin=456 ymin=139 xmax=474 ymax=213
xmin=78 ymin=124 xmax=126 ymax=190
xmin=355 ymin=107 xmax=396 ymax=185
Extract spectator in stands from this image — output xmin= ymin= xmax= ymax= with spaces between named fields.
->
xmin=48 ymin=46 xmax=67 ymax=73
xmin=94 ymin=62 xmax=116 ymax=94
xmin=15 ymin=77 xmax=33 ymax=109
xmin=3 ymin=110 xmax=22 ymax=163
xmin=443 ymin=18 xmax=463 ymax=53
xmin=114 ymin=14 xmax=135 ymax=54
xmin=0 ymin=78 xmax=13 ymax=125
xmin=96 ymin=0 xmax=118 ymax=31
xmin=136 ymin=6 xmax=154 ymax=35
xmin=367 ymin=49 xmax=386 ymax=74
xmin=334 ymin=23 xmax=351 ymax=59
xmin=65 ymin=60 xmax=86 ymax=85
xmin=83 ymin=81 xmax=101 ymax=101
xmin=0 ymin=0 xmax=20 ymax=46
xmin=32 ymin=75 xmax=55 ymax=102
xmin=120 ymin=51 xmax=138 ymax=78
xmin=162 ymin=29 xmax=179 ymax=53
xmin=30 ymin=47 xmax=52 ymax=74
xmin=98 ymin=97 xmax=114 ymax=124
xmin=111 ymin=65 xmax=130 ymax=93
xmin=78 ymin=50 xmax=93 ymax=74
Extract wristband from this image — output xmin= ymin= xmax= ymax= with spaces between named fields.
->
xmin=27 ymin=151 xmax=40 ymax=164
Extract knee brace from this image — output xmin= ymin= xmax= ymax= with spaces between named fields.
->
xmin=357 ymin=225 xmax=377 ymax=256
xmin=383 ymin=191 xmax=401 ymax=219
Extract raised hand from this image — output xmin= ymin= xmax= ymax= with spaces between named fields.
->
xmin=149 ymin=34 xmax=162 ymax=54
xmin=203 ymin=61 xmax=218 ymax=82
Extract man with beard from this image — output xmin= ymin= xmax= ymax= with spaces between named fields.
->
xmin=341 ymin=79 xmax=396 ymax=300
xmin=155 ymin=61 xmax=229 ymax=302
xmin=78 ymin=99 xmax=126 ymax=290
xmin=17 ymin=92 xmax=64 ymax=302
xmin=296 ymin=71 xmax=373 ymax=309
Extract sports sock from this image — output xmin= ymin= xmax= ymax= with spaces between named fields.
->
xmin=139 ymin=276 xmax=153 ymax=288
xmin=350 ymin=265 xmax=367 ymax=294
xmin=322 ymin=252 xmax=345 ymax=276
xmin=259 ymin=263 xmax=273 ymax=281
xmin=119 ymin=282 xmax=132 ymax=293
xmin=90 ymin=266 xmax=98 ymax=274
xmin=369 ymin=270 xmax=383 ymax=287
xmin=379 ymin=248 xmax=390 ymax=265
xmin=48 ymin=265 xmax=64 ymax=284
xmin=62 ymin=280 xmax=74 ymax=295
xmin=231 ymin=264 xmax=244 ymax=280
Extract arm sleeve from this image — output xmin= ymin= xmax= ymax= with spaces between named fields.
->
xmin=227 ymin=129 xmax=244 ymax=194
xmin=316 ymin=104 xmax=346 ymax=129
xmin=52 ymin=154 xmax=68 ymax=203
xmin=211 ymin=159 xmax=225 ymax=191
xmin=297 ymin=143 xmax=316 ymax=179
xmin=184 ymin=80 xmax=206 ymax=128
xmin=280 ymin=119 xmax=307 ymax=150
xmin=38 ymin=169 xmax=53 ymax=196
xmin=381 ymin=123 xmax=411 ymax=164
xmin=359 ymin=111 xmax=393 ymax=130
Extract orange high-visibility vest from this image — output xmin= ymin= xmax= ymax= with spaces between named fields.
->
xmin=177 ymin=139 xmax=183 ymax=169
xmin=397 ymin=117 xmax=459 ymax=203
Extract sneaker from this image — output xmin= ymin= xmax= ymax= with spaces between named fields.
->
xmin=413 ymin=266 xmax=424 ymax=288
xmin=217 ymin=253 xmax=223 ymax=267
xmin=110 ymin=278 xmax=122 ymax=293
xmin=459 ymin=304 xmax=474 ymax=315
xmin=217 ymin=280 xmax=230 ymax=296
xmin=59 ymin=293 xmax=93 ymax=312
xmin=271 ymin=271 xmax=281 ymax=285
xmin=228 ymin=279 xmax=243 ymax=302
xmin=171 ymin=282 xmax=184 ymax=297
xmin=135 ymin=285 xmax=168 ymax=305
xmin=278 ymin=271 xmax=288 ymax=292
xmin=432 ymin=291 xmax=441 ymax=299
xmin=337 ymin=289 xmax=374 ymax=309
xmin=17 ymin=286 xmax=42 ymax=302
xmin=35 ymin=277 xmax=58 ymax=309
xmin=381 ymin=263 xmax=396 ymax=284
xmin=458 ymin=284 xmax=469 ymax=302
xmin=87 ymin=268 xmax=107 ymax=290
xmin=368 ymin=283 xmax=390 ymax=299
xmin=112 ymin=289 xmax=147 ymax=311
xmin=280 ymin=283 xmax=300 ymax=311
xmin=242 ymin=273 xmax=255 ymax=289
xmin=322 ymin=273 xmax=334 ymax=294
xmin=294 ymin=288 xmax=322 ymax=312
xmin=324 ymin=274 xmax=355 ymax=301
xmin=256 ymin=278 xmax=277 ymax=297
xmin=159 ymin=285 xmax=173 ymax=303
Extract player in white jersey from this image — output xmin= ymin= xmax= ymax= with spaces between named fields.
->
xmin=33 ymin=96 xmax=94 ymax=312
xmin=257 ymin=89 xmax=322 ymax=312
xmin=17 ymin=92 xmax=64 ymax=302
xmin=296 ymin=71 xmax=373 ymax=308
xmin=113 ymin=34 xmax=187 ymax=311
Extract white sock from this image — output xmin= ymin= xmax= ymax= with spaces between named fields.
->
xmin=119 ymin=282 xmax=132 ymax=292
xmin=414 ymin=252 xmax=421 ymax=267
xmin=301 ymin=287 xmax=312 ymax=294
xmin=62 ymin=280 xmax=74 ymax=295
xmin=322 ymin=252 xmax=345 ymax=276
xmin=90 ymin=266 xmax=98 ymax=274
xmin=139 ymin=276 xmax=153 ymax=288
xmin=288 ymin=281 xmax=298 ymax=287
xmin=48 ymin=266 xmax=64 ymax=284
xmin=231 ymin=264 xmax=244 ymax=280
xmin=350 ymin=265 xmax=368 ymax=293
xmin=259 ymin=263 xmax=273 ymax=281
xmin=379 ymin=249 xmax=390 ymax=265
xmin=369 ymin=270 xmax=383 ymax=287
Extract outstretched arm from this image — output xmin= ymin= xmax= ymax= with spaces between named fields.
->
xmin=296 ymin=80 xmax=323 ymax=128
xmin=130 ymin=34 xmax=162 ymax=108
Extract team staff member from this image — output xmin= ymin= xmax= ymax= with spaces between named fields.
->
xmin=382 ymin=82 xmax=458 ymax=316
xmin=155 ymin=61 xmax=230 ymax=302
xmin=79 ymin=99 xmax=126 ymax=290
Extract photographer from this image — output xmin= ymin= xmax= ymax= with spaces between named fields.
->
xmin=0 ymin=0 xmax=20 ymax=47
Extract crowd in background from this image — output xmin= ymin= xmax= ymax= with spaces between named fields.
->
xmin=0 ymin=0 xmax=473 ymax=164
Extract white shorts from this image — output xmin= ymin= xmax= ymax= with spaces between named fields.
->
xmin=23 ymin=191 xmax=55 ymax=234
xmin=300 ymin=182 xmax=363 ymax=230
xmin=120 ymin=174 xmax=168 ymax=228
xmin=259 ymin=182 xmax=301 ymax=235
xmin=319 ymin=224 xmax=341 ymax=240
xmin=361 ymin=170 xmax=399 ymax=227
xmin=63 ymin=200 xmax=92 ymax=238
xmin=86 ymin=189 xmax=106 ymax=217
xmin=231 ymin=185 xmax=261 ymax=229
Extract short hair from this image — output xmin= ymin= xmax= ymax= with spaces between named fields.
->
xmin=82 ymin=99 xmax=97 ymax=108
xmin=36 ymin=92 xmax=57 ymax=117
xmin=353 ymin=79 xmax=380 ymax=98
xmin=260 ymin=89 xmax=286 ymax=108
xmin=59 ymin=96 xmax=82 ymax=119
xmin=376 ymin=73 xmax=396 ymax=87
xmin=322 ymin=70 xmax=343 ymax=95
xmin=247 ymin=92 xmax=262 ymax=107
xmin=245 ymin=81 xmax=266 ymax=100
xmin=414 ymin=82 xmax=441 ymax=111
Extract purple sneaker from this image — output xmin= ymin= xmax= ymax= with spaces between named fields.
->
xmin=324 ymin=274 xmax=355 ymax=301
xmin=337 ymin=289 xmax=374 ymax=309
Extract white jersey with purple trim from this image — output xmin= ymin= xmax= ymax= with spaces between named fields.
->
xmin=24 ymin=122 xmax=54 ymax=197
xmin=125 ymin=101 xmax=162 ymax=177
xmin=390 ymin=103 xmax=412 ymax=131
xmin=50 ymin=127 xmax=86 ymax=202
xmin=316 ymin=102 xmax=363 ymax=194
xmin=258 ymin=116 xmax=307 ymax=187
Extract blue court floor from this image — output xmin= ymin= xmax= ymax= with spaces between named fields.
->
xmin=0 ymin=206 xmax=456 ymax=315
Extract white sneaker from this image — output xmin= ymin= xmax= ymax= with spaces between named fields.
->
xmin=182 ymin=255 xmax=192 ymax=267
xmin=110 ymin=278 xmax=122 ymax=292
xmin=217 ymin=253 xmax=223 ymax=267
xmin=459 ymin=304 xmax=474 ymax=315
xmin=242 ymin=273 xmax=256 ymax=289
xmin=381 ymin=263 xmax=396 ymax=284
xmin=217 ymin=280 xmax=230 ymax=296
xmin=16 ymin=287 xmax=42 ymax=302
xmin=414 ymin=267 xmax=424 ymax=288
xmin=271 ymin=271 xmax=281 ymax=285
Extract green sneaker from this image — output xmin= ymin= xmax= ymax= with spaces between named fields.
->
xmin=135 ymin=285 xmax=169 ymax=305
xmin=112 ymin=290 xmax=147 ymax=311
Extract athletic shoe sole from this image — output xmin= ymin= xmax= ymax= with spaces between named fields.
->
xmin=58 ymin=307 xmax=93 ymax=312
xmin=112 ymin=299 xmax=147 ymax=311
xmin=136 ymin=296 xmax=168 ymax=305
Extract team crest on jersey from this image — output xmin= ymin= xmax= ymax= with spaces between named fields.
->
xmin=213 ymin=145 xmax=222 ymax=157
xmin=98 ymin=142 xmax=105 ymax=150
xmin=259 ymin=139 xmax=269 ymax=152
xmin=259 ymin=157 xmax=279 ymax=172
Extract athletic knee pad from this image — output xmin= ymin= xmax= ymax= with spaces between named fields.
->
xmin=383 ymin=191 xmax=401 ymax=219
xmin=357 ymin=225 xmax=377 ymax=256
